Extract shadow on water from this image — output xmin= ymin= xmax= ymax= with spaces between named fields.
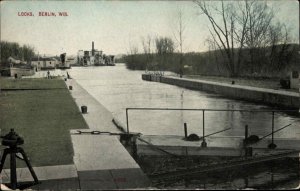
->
xmin=135 ymin=155 xmax=299 ymax=189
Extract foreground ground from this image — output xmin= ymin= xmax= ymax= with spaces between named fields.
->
xmin=0 ymin=78 xmax=88 ymax=167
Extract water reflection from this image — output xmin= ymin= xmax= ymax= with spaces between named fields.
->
xmin=69 ymin=64 xmax=300 ymax=138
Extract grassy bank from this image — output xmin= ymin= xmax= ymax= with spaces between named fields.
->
xmin=0 ymin=77 xmax=64 ymax=89
xmin=0 ymin=78 xmax=88 ymax=167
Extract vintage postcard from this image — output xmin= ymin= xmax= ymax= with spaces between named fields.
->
xmin=0 ymin=0 xmax=299 ymax=190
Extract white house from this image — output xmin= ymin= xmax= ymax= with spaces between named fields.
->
xmin=31 ymin=57 xmax=57 ymax=70
xmin=42 ymin=57 xmax=56 ymax=69
xmin=31 ymin=57 xmax=42 ymax=71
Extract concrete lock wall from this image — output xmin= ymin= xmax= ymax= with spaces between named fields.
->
xmin=142 ymin=74 xmax=299 ymax=109
xmin=142 ymin=74 xmax=162 ymax=82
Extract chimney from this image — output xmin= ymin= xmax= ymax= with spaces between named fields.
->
xmin=92 ymin=41 xmax=95 ymax=56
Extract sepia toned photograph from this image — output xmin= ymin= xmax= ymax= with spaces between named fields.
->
xmin=0 ymin=0 xmax=299 ymax=190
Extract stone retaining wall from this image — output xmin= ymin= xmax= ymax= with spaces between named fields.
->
xmin=142 ymin=74 xmax=299 ymax=109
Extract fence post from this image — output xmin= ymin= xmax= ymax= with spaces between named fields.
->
xmin=184 ymin=123 xmax=188 ymax=139
xmin=245 ymin=125 xmax=248 ymax=142
xmin=244 ymin=125 xmax=251 ymax=157
xmin=201 ymin=110 xmax=207 ymax=147
xmin=126 ymin=108 xmax=129 ymax=134
xmin=268 ymin=111 xmax=277 ymax=149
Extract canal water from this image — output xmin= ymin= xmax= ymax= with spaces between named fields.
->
xmin=34 ymin=64 xmax=299 ymax=189
xmin=69 ymin=64 xmax=300 ymax=139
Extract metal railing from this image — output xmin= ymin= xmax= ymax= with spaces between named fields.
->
xmin=125 ymin=108 xmax=299 ymax=147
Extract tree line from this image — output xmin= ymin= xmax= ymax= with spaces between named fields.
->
xmin=118 ymin=0 xmax=299 ymax=78
xmin=0 ymin=41 xmax=35 ymax=65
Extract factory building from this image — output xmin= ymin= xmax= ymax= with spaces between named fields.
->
xmin=77 ymin=42 xmax=115 ymax=66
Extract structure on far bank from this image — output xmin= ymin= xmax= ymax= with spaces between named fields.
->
xmin=31 ymin=53 xmax=72 ymax=71
xmin=31 ymin=57 xmax=58 ymax=70
xmin=0 ymin=53 xmax=74 ymax=77
xmin=77 ymin=42 xmax=115 ymax=66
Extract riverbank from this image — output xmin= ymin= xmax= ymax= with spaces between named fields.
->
xmin=183 ymin=75 xmax=298 ymax=93
xmin=142 ymin=74 xmax=299 ymax=109
xmin=0 ymin=78 xmax=88 ymax=167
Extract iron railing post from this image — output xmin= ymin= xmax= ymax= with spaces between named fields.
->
xmin=268 ymin=111 xmax=277 ymax=149
xmin=245 ymin=125 xmax=249 ymax=142
xmin=123 ymin=107 xmax=296 ymax=148
xmin=126 ymin=108 xmax=129 ymax=133
xmin=272 ymin=111 xmax=274 ymax=144
xmin=201 ymin=110 xmax=207 ymax=147
xmin=184 ymin=123 xmax=188 ymax=139
xmin=203 ymin=110 xmax=205 ymax=137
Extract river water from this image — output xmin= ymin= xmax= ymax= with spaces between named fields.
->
xmin=68 ymin=64 xmax=299 ymax=139
xmin=32 ymin=64 xmax=300 ymax=189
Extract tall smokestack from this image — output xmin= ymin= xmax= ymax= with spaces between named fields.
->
xmin=92 ymin=41 xmax=95 ymax=56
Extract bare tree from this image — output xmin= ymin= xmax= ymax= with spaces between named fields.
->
xmin=195 ymin=0 xmax=240 ymax=77
xmin=243 ymin=1 xmax=274 ymax=73
xmin=172 ymin=9 xmax=187 ymax=77
xmin=124 ymin=40 xmax=139 ymax=69
xmin=205 ymin=38 xmax=222 ymax=74
xmin=195 ymin=0 xmax=293 ymax=77
xmin=141 ymin=35 xmax=152 ymax=55
xmin=141 ymin=35 xmax=153 ymax=72
xmin=129 ymin=44 xmax=138 ymax=62
xmin=268 ymin=22 xmax=285 ymax=70
xmin=233 ymin=0 xmax=250 ymax=76
xmin=155 ymin=36 xmax=174 ymax=75
xmin=271 ymin=25 xmax=295 ymax=72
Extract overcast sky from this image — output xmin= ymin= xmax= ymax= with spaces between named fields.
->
xmin=1 ymin=0 xmax=299 ymax=56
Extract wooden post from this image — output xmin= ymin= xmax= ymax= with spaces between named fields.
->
xmin=184 ymin=123 xmax=188 ymax=139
